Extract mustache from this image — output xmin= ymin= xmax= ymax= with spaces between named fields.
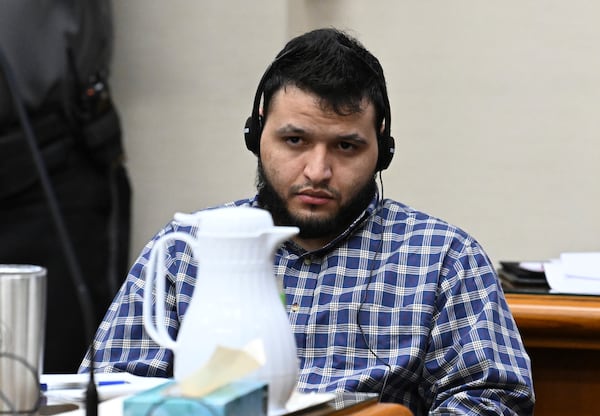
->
xmin=289 ymin=183 xmax=340 ymax=199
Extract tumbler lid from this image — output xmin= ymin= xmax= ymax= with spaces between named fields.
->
xmin=0 ymin=264 xmax=46 ymax=275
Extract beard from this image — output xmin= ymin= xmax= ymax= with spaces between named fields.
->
xmin=256 ymin=160 xmax=376 ymax=240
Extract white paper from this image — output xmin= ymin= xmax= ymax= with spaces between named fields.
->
xmin=560 ymin=252 xmax=600 ymax=280
xmin=284 ymin=391 xmax=336 ymax=412
xmin=41 ymin=373 xmax=168 ymax=403
xmin=50 ymin=396 xmax=126 ymax=416
xmin=544 ymin=259 xmax=600 ymax=295
xmin=518 ymin=261 xmax=546 ymax=273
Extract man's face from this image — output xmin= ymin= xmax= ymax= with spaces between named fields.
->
xmin=258 ymin=85 xmax=379 ymax=250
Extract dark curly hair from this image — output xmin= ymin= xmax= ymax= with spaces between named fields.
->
xmin=262 ymin=28 xmax=390 ymax=139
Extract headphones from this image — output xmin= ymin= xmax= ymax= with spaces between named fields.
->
xmin=243 ymin=48 xmax=395 ymax=171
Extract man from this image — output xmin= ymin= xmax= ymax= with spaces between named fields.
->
xmin=80 ymin=28 xmax=535 ymax=414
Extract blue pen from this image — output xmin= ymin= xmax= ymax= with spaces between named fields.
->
xmin=41 ymin=380 xmax=129 ymax=391
xmin=97 ymin=380 xmax=129 ymax=387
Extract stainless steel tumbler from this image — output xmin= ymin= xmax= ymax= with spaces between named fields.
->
xmin=0 ymin=265 xmax=47 ymax=415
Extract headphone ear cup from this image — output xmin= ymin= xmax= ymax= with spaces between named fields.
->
xmin=376 ymin=135 xmax=395 ymax=171
xmin=244 ymin=115 xmax=263 ymax=155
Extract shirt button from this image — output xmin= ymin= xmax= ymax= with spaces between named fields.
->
xmin=291 ymin=303 xmax=300 ymax=312
xmin=303 ymin=257 xmax=312 ymax=266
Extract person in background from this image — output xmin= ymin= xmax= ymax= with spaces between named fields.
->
xmin=80 ymin=28 xmax=534 ymax=414
xmin=0 ymin=1 xmax=130 ymax=373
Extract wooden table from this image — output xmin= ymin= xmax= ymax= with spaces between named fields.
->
xmin=335 ymin=402 xmax=412 ymax=415
xmin=505 ymin=293 xmax=600 ymax=416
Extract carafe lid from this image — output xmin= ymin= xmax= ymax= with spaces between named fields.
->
xmin=175 ymin=206 xmax=281 ymax=236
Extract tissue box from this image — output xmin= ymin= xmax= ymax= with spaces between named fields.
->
xmin=123 ymin=380 xmax=268 ymax=416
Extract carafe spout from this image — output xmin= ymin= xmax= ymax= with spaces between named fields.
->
xmin=263 ymin=226 xmax=299 ymax=253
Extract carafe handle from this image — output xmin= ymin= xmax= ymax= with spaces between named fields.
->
xmin=143 ymin=231 xmax=199 ymax=351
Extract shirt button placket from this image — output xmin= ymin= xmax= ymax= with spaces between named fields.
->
xmin=290 ymin=255 xmax=316 ymax=314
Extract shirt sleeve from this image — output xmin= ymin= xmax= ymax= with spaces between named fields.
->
xmin=78 ymin=225 xmax=182 ymax=377
xmin=423 ymin=239 xmax=535 ymax=415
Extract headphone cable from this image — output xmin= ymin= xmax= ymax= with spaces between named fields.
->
xmin=356 ymin=172 xmax=392 ymax=402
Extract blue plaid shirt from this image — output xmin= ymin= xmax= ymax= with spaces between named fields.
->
xmin=80 ymin=195 xmax=534 ymax=415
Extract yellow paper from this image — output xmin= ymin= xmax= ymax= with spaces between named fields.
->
xmin=172 ymin=338 xmax=265 ymax=398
